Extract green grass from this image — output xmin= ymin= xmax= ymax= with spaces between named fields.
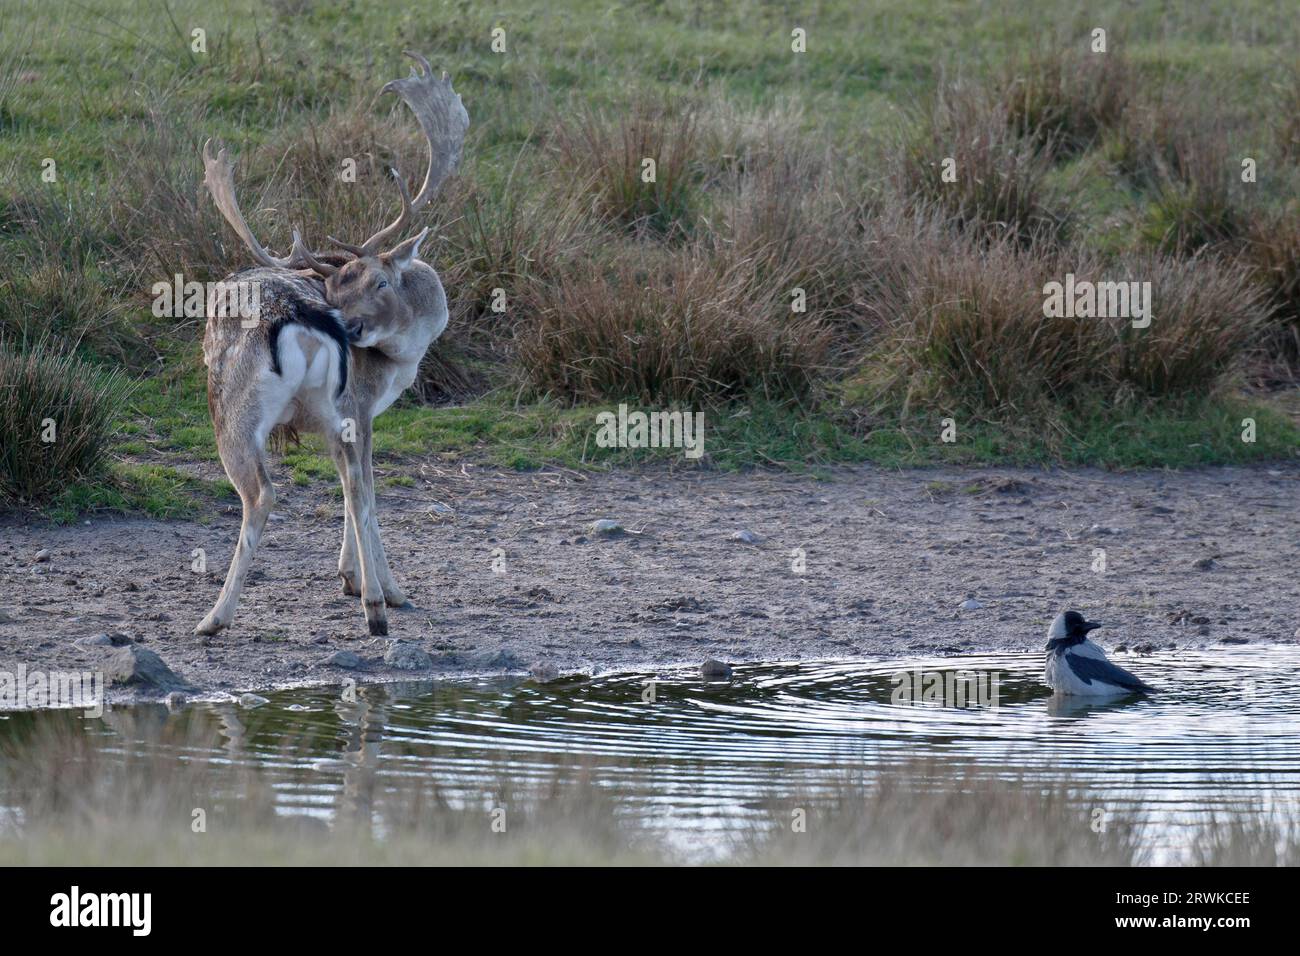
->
xmin=2 ymin=0 xmax=1299 ymax=522
xmin=867 ymin=396 xmax=1300 ymax=469
xmin=42 ymin=462 xmax=233 ymax=525
xmin=72 ymin=340 xmax=1300 ymax=512
xmin=257 ymin=391 xmax=1300 ymax=478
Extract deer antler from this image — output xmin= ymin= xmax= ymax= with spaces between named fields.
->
xmin=342 ymin=52 xmax=469 ymax=258
xmin=202 ymin=139 xmax=336 ymax=276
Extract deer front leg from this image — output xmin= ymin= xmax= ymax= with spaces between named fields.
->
xmin=337 ymin=420 xmax=405 ymax=606
xmin=358 ymin=418 xmax=408 ymax=607
xmin=338 ymin=506 xmax=360 ymax=596
xmin=329 ymin=430 xmax=387 ymax=635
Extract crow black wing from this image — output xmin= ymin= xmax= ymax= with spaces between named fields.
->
xmin=1065 ymin=653 xmax=1154 ymax=692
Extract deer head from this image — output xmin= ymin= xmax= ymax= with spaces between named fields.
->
xmin=202 ymin=52 xmax=469 ymax=354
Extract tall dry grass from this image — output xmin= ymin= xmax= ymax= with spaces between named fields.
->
xmin=1102 ymin=84 xmax=1247 ymax=254
xmin=897 ymin=85 xmax=1071 ymax=246
xmin=515 ymin=239 xmax=835 ymax=405
xmin=1115 ymin=253 xmax=1269 ymax=395
xmin=1002 ymin=45 xmax=1135 ymax=159
xmin=1275 ymin=64 xmax=1300 ymax=164
xmin=438 ymin=168 xmax=603 ymax=325
xmin=864 ymin=237 xmax=1103 ymax=414
xmin=752 ymin=763 xmax=1144 ymax=866
xmin=1242 ymin=206 xmax=1300 ymax=370
xmin=0 ymin=193 xmax=138 ymax=362
xmin=2 ymin=717 xmax=1294 ymax=866
xmin=0 ymin=716 xmax=649 ymax=865
xmin=0 ymin=42 xmax=1287 ymax=466
xmin=0 ymin=340 xmax=134 ymax=502
xmin=712 ymin=137 xmax=869 ymax=337
xmin=551 ymin=96 xmax=701 ymax=235
xmin=861 ymin=235 xmax=1268 ymax=417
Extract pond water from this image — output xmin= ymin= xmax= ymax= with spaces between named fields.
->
xmin=3 ymin=646 xmax=1298 ymax=861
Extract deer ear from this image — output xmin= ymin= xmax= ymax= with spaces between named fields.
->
xmin=386 ymin=227 xmax=430 ymax=272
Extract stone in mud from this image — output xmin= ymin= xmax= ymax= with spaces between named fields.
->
xmin=649 ymin=596 xmax=709 ymax=614
xmin=587 ymin=519 xmax=624 ymax=536
xmin=428 ymin=651 xmax=468 ymax=668
xmin=239 ymin=693 xmax=270 ymax=708
xmin=384 ymin=641 xmax=433 ymax=671
xmin=476 ymin=649 xmax=524 ymax=671
xmin=701 ymin=659 xmax=733 ymax=680
xmin=34 ymin=548 xmax=50 ymax=563
xmin=1193 ymin=557 xmax=1217 ymax=571
xmin=1220 ymin=636 xmax=1249 ymax=645
xmin=730 ymin=529 xmax=760 ymax=544
xmin=165 ymin=691 xmax=187 ymax=711
xmin=960 ymin=598 xmax=984 ymax=611
xmin=74 ymin=632 xmax=132 ymax=651
xmin=0 ymin=609 xmax=15 ymax=624
xmin=528 ymin=661 xmax=560 ymax=683
xmin=323 ymin=650 xmax=363 ymax=670
xmin=102 ymin=645 xmax=194 ymax=693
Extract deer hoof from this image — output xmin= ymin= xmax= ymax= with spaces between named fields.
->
xmin=339 ymin=572 xmax=360 ymax=597
xmin=365 ymin=602 xmax=388 ymax=636
xmin=195 ymin=615 xmax=225 ymax=636
xmin=384 ymin=588 xmax=409 ymax=608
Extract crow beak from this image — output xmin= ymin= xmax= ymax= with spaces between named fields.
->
xmin=1084 ymin=620 xmax=1103 ymax=632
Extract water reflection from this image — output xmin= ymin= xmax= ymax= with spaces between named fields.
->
xmin=1045 ymin=692 xmax=1149 ymax=719
xmin=2 ymin=647 xmax=1298 ymax=857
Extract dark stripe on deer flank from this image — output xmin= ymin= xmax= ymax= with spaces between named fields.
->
xmin=268 ymin=299 xmax=350 ymax=397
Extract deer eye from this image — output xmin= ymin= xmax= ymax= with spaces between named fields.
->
xmin=375 ymin=279 xmax=389 ymax=290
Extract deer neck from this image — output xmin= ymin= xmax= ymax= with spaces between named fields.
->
xmin=397 ymin=266 xmax=449 ymax=361
xmin=353 ymin=271 xmax=449 ymax=416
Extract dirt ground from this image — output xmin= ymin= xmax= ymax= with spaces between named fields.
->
xmin=2 ymin=461 xmax=1298 ymax=704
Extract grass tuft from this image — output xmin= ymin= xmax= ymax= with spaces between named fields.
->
xmin=515 ymin=240 xmax=834 ymax=406
xmin=551 ymin=96 xmax=700 ymax=235
xmin=897 ymin=85 xmax=1071 ymax=246
xmin=860 ymin=237 xmax=1269 ymax=418
xmin=0 ymin=341 xmax=134 ymax=503
xmin=1002 ymin=45 xmax=1134 ymax=160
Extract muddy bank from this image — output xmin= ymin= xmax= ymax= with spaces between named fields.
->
xmin=2 ymin=463 xmax=1298 ymax=706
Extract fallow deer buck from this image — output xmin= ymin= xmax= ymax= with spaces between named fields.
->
xmin=196 ymin=52 xmax=468 ymax=637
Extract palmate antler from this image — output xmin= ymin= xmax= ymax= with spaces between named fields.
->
xmin=329 ymin=52 xmax=470 ymax=258
xmin=202 ymin=139 xmax=337 ymax=276
xmin=202 ymin=52 xmax=468 ymax=273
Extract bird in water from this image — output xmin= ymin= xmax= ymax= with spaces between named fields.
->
xmin=1044 ymin=610 xmax=1155 ymax=696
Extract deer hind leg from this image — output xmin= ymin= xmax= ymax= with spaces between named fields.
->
xmin=328 ymin=429 xmax=388 ymax=635
xmin=196 ymin=432 xmax=276 ymax=635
